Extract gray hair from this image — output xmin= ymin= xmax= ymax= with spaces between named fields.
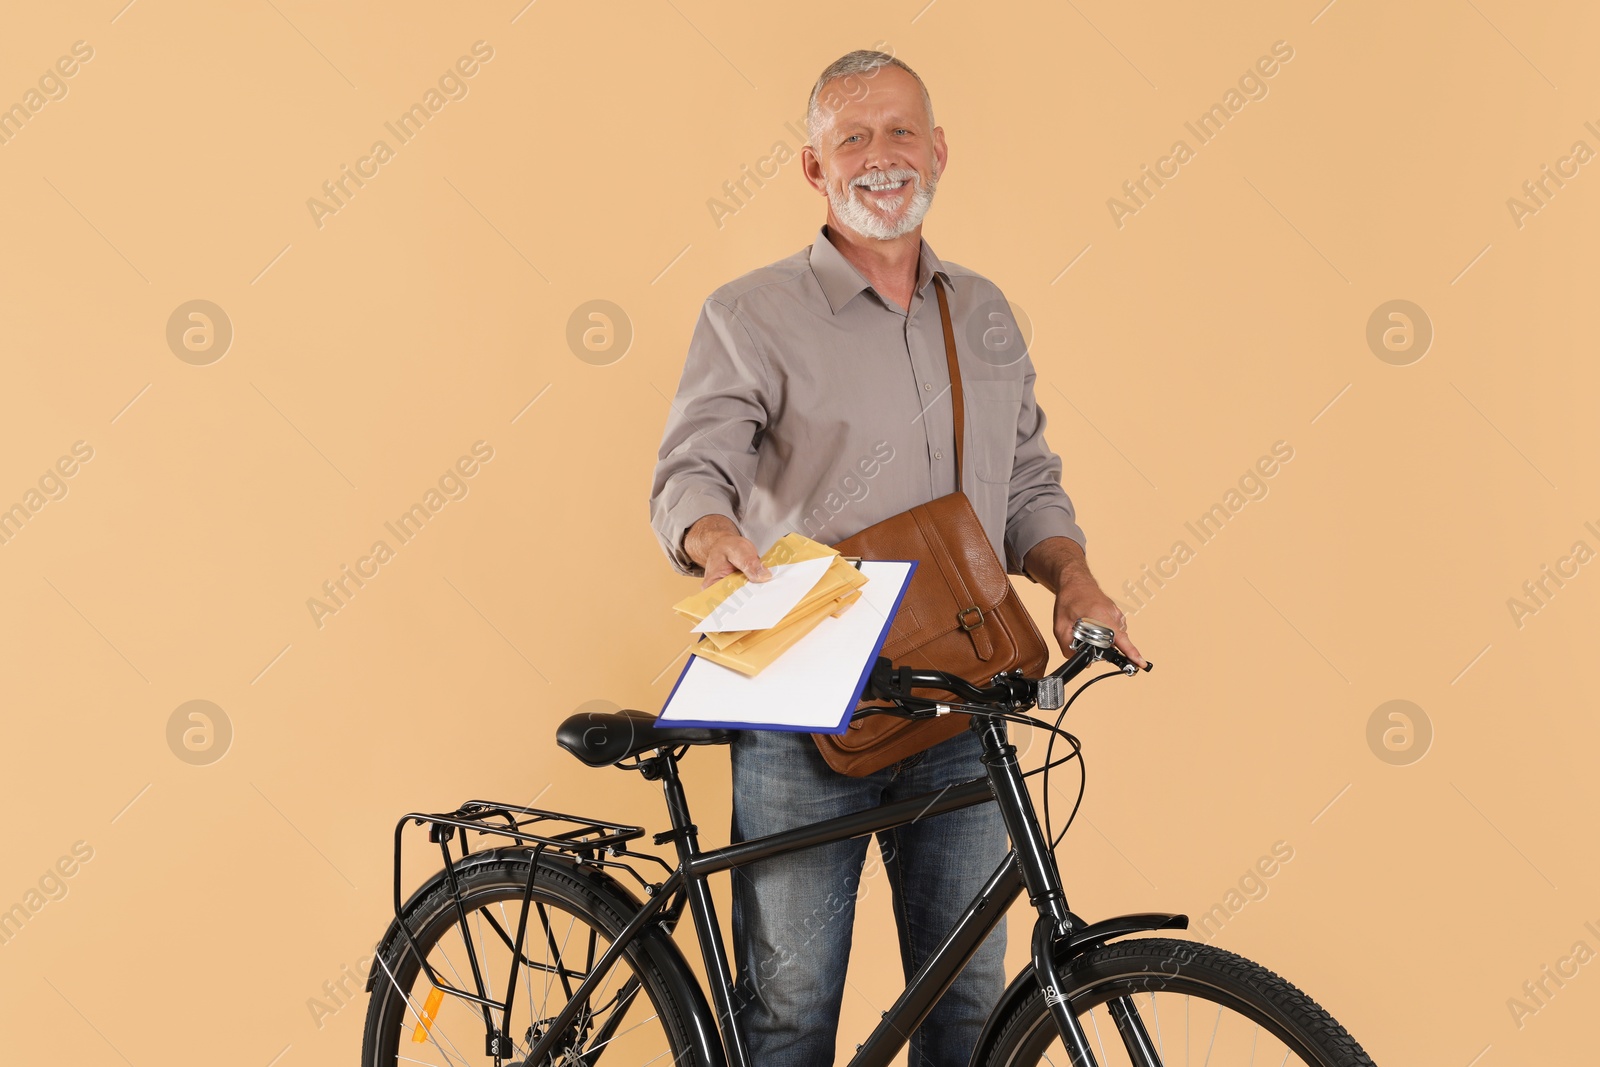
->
xmin=805 ymin=50 xmax=935 ymax=147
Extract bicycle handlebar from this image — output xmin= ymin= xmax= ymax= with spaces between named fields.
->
xmin=859 ymin=618 xmax=1151 ymax=721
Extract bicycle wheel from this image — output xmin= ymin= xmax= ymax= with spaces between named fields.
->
xmin=361 ymin=851 xmax=698 ymax=1067
xmin=980 ymin=937 xmax=1376 ymax=1067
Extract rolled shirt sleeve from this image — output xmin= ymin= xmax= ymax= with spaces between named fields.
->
xmin=649 ymin=298 xmax=773 ymax=578
xmin=1002 ymin=356 xmax=1087 ymax=581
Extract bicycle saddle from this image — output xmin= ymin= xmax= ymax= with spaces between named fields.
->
xmin=555 ymin=709 xmax=733 ymax=768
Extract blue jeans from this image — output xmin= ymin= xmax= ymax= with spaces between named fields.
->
xmin=728 ymin=725 xmax=1009 ymax=1067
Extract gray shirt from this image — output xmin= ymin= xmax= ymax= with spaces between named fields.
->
xmin=649 ymin=223 xmax=1087 ymax=584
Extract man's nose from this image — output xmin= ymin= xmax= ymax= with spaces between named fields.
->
xmin=864 ymin=156 xmax=902 ymax=177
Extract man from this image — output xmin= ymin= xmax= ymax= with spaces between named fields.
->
xmin=649 ymin=50 xmax=1144 ymax=1067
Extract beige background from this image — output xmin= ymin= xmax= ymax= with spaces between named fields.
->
xmin=1 ymin=1 xmax=1596 ymax=1064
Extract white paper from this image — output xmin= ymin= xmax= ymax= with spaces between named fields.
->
xmin=661 ymin=560 xmax=913 ymax=731
xmin=690 ymin=555 xmax=834 ymax=634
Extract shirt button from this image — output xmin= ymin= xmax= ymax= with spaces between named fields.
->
xmin=923 ymin=382 xmax=932 ymax=391
xmin=934 ymin=451 xmax=943 ymax=459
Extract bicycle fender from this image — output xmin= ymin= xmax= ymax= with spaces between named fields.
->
xmin=966 ymin=912 xmax=1189 ymax=1067
xmin=1062 ymin=912 xmax=1189 ymax=953
xmin=364 ymin=847 xmax=728 ymax=1067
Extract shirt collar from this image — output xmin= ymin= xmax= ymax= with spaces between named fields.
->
xmin=809 ymin=223 xmax=953 ymax=315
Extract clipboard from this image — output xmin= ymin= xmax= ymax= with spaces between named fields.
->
xmin=658 ymin=559 xmax=918 ymax=733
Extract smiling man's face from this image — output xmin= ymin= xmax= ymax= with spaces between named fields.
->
xmin=804 ymin=65 xmax=947 ymax=242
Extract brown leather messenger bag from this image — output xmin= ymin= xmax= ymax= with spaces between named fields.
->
xmin=815 ymin=275 xmax=1050 ymax=776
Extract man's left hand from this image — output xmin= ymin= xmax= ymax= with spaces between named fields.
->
xmin=1051 ymin=577 xmax=1146 ymax=668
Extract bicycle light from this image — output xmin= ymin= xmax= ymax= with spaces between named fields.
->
xmin=1036 ymin=675 xmax=1065 ymax=711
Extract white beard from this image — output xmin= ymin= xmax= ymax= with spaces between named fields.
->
xmin=828 ymin=165 xmax=939 ymax=241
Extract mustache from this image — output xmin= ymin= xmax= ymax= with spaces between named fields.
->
xmin=851 ymin=167 xmax=923 ymax=190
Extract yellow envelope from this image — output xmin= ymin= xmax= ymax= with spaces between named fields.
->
xmin=671 ymin=532 xmax=876 ymax=676
xmin=692 ymin=588 xmax=864 ymax=677
xmin=671 ymin=531 xmax=843 ymax=629
xmin=710 ymin=562 xmax=868 ymax=655
xmin=697 ymin=556 xmax=868 ymax=650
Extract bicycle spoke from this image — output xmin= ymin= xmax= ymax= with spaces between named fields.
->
xmin=1099 ymin=993 xmax=1328 ymax=1067
xmin=478 ymin=898 xmax=552 ymax=969
xmin=428 ymin=930 xmax=500 ymax=1060
xmin=381 ymin=983 xmax=462 ymax=1067
xmin=392 ymin=1006 xmax=464 ymax=1067
xmin=373 ymin=949 xmax=471 ymax=1067
xmin=1087 ymin=1004 xmax=1109 ymax=1066
xmin=451 ymin=902 xmax=611 ymax=1062
xmin=522 ymin=904 xmax=641 ymax=1061
xmin=491 ymin=901 xmax=530 ymax=1059
xmin=1150 ymin=992 xmax=1164 ymax=1063
xmin=475 ymin=907 xmax=497 ymax=1003
xmin=538 ymin=901 xmax=581 ymax=1004
xmin=429 ymin=936 xmax=474 ymax=1000
xmin=503 ymin=899 xmax=538 ymax=1048
xmin=366 ymin=858 xmax=687 ymax=1067
xmin=1103 ymin=994 xmax=1158 ymax=1067
xmin=583 ymin=1008 xmax=662 ymax=1055
xmin=573 ymin=942 xmax=619 ymax=1036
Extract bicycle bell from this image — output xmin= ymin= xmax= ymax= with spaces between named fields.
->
xmin=1071 ymin=618 xmax=1115 ymax=649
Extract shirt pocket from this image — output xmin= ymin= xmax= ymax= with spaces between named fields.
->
xmin=967 ymin=378 xmax=1024 ymax=484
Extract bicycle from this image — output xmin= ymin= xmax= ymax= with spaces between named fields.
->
xmin=360 ymin=618 xmax=1377 ymax=1067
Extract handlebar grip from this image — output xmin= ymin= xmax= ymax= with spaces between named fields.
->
xmin=1098 ymin=643 xmax=1153 ymax=674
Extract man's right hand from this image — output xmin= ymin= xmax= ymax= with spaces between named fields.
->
xmin=684 ymin=514 xmax=773 ymax=589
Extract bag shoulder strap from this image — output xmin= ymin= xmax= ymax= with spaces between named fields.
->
xmin=933 ymin=274 xmax=963 ymax=493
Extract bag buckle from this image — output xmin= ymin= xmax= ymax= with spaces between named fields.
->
xmin=957 ymin=605 xmax=984 ymax=631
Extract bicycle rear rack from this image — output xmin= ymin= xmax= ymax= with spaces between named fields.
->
xmin=403 ymin=797 xmax=646 ymax=855
xmin=385 ymin=799 xmax=649 ymax=1060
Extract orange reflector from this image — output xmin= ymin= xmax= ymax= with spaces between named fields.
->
xmin=411 ymin=986 xmax=445 ymax=1043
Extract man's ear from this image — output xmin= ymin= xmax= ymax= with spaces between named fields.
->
xmin=933 ymin=126 xmax=948 ymax=178
xmin=800 ymin=144 xmax=830 ymax=197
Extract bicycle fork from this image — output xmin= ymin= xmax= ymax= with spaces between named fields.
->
xmin=974 ymin=718 xmax=1163 ymax=1067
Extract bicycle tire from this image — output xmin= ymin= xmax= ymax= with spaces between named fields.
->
xmin=979 ymin=937 xmax=1376 ymax=1067
xmin=361 ymin=851 xmax=699 ymax=1067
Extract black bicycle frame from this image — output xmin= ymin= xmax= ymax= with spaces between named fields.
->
xmin=522 ymin=712 xmax=1110 ymax=1067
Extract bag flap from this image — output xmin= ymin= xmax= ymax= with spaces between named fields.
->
xmin=831 ymin=492 xmax=1011 ymax=657
xmin=825 ymin=710 xmax=917 ymax=753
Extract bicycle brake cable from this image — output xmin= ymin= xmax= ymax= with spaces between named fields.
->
xmin=1050 ymin=740 xmax=1087 ymax=854
xmin=876 ymin=667 xmax=1120 ymax=852
xmin=1039 ymin=669 xmax=1123 ymax=851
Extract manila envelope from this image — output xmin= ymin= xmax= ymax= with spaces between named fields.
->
xmin=690 ymin=587 xmax=865 ymax=677
xmin=696 ymin=556 xmax=869 ymax=650
xmin=671 ymin=531 xmax=844 ymax=637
